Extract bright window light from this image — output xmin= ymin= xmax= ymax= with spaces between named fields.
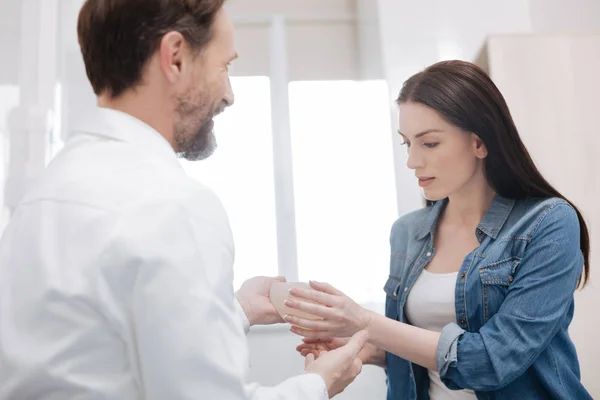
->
xmin=289 ymin=80 xmax=397 ymax=306
xmin=181 ymin=76 xmax=278 ymax=290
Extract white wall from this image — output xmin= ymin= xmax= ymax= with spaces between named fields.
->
xmin=227 ymin=0 xmax=355 ymax=16
xmin=529 ymin=0 xmax=600 ymax=32
xmin=356 ymin=0 xmax=384 ymax=80
xmin=226 ymin=0 xmax=360 ymax=80
xmin=0 ymin=0 xmax=20 ymax=86
xmin=482 ymin=34 xmax=600 ymax=397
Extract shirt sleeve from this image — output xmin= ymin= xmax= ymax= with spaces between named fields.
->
xmin=246 ymin=374 xmax=329 ymax=400
xmin=437 ymin=203 xmax=584 ymax=391
xmin=104 ymin=195 xmax=328 ymax=400
xmin=235 ymin=298 xmax=251 ymax=334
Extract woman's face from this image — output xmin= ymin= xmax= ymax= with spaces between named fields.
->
xmin=398 ymin=101 xmax=488 ymax=201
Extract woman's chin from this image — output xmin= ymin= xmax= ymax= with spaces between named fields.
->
xmin=422 ymin=188 xmax=447 ymax=202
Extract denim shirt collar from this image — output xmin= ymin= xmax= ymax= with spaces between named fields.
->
xmin=415 ymin=195 xmax=516 ymax=241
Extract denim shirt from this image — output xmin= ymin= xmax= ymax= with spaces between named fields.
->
xmin=384 ymin=196 xmax=592 ymax=400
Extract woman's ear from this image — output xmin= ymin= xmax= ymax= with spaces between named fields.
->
xmin=473 ymin=134 xmax=488 ymax=159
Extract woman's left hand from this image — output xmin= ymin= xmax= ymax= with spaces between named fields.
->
xmin=283 ymin=280 xmax=373 ymax=339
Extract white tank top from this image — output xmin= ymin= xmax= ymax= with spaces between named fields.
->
xmin=404 ymin=269 xmax=477 ymax=400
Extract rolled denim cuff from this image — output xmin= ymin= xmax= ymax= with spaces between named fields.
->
xmin=436 ymin=323 xmax=465 ymax=377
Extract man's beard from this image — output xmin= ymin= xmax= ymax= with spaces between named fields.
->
xmin=174 ymin=90 xmax=221 ymax=161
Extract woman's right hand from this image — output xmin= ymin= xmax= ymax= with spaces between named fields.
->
xmin=297 ymin=337 xmax=385 ymax=366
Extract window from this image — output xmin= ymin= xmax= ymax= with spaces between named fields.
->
xmin=181 ymin=76 xmax=279 ymax=290
xmin=182 ymin=78 xmax=397 ymax=305
xmin=289 ymin=80 xmax=397 ymax=305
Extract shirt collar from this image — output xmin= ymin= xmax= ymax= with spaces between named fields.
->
xmin=415 ymin=200 xmax=446 ymax=241
xmin=71 ymin=106 xmax=181 ymax=168
xmin=415 ymin=195 xmax=515 ymax=240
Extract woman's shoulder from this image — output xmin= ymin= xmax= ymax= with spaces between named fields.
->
xmin=511 ymin=196 xmax=579 ymax=238
xmin=518 ymin=196 xmax=569 ymax=210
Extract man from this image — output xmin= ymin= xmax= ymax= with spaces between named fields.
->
xmin=0 ymin=1 xmax=367 ymax=399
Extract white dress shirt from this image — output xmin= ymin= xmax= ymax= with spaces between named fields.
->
xmin=0 ymin=108 xmax=328 ymax=400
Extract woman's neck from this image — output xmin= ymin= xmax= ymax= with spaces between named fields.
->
xmin=444 ymin=180 xmax=496 ymax=228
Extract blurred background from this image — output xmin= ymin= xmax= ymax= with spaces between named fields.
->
xmin=0 ymin=0 xmax=599 ymax=398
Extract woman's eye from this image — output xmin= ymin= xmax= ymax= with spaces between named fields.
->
xmin=424 ymin=142 xmax=439 ymax=148
xmin=401 ymin=141 xmax=411 ymax=147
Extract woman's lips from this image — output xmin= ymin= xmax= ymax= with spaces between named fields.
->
xmin=418 ymin=177 xmax=435 ymax=187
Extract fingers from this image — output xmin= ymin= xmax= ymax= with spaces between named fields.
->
xmin=289 ymin=287 xmax=337 ymax=307
xmin=284 ymin=314 xmax=331 ymax=330
xmin=297 ymin=341 xmax=329 ymax=356
xmin=284 ymin=299 xmax=337 ymax=320
xmin=296 ymin=343 xmax=316 ymax=353
xmin=304 ymin=353 xmax=315 ymax=368
xmin=303 ymin=337 xmax=333 ymax=344
xmin=309 ymin=280 xmax=344 ymax=296
xmin=290 ymin=325 xmax=333 ymax=339
xmin=274 ymin=276 xmax=286 ymax=282
xmin=338 ymin=330 xmax=369 ymax=361
xmin=299 ymin=345 xmax=322 ymax=359
xmin=301 ymin=349 xmax=320 ymax=358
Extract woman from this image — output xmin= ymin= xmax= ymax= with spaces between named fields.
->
xmin=288 ymin=60 xmax=592 ymax=399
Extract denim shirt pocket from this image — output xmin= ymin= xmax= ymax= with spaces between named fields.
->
xmin=479 ymin=256 xmax=521 ymax=323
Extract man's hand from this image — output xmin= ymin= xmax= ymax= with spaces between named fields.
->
xmin=297 ymin=337 xmax=384 ymax=366
xmin=235 ymin=276 xmax=286 ymax=327
xmin=304 ymin=330 xmax=368 ymax=398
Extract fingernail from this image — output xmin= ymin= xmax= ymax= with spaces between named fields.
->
xmin=284 ymin=300 xmax=293 ymax=307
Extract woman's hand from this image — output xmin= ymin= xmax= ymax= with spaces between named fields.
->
xmin=297 ymin=337 xmax=383 ymax=366
xmin=283 ymin=280 xmax=373 ymax=339
xmin=297 ymin=337 xmax=350 ymax=359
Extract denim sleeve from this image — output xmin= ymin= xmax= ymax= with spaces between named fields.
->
xmin=438 ymin=203 xmax=584 ymax=391
xmin=436 ymin=323 xmax=465 ymax=389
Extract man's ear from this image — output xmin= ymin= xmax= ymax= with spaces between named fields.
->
xmin=159 ymin=31 xmax=186 ymax=84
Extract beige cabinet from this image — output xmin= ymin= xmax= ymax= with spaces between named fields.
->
xmin=476 ymin=33 xmax=600 ymax=397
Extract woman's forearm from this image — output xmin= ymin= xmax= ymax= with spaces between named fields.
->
xmin=366 ymin=311 xmax=440 ymax=371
